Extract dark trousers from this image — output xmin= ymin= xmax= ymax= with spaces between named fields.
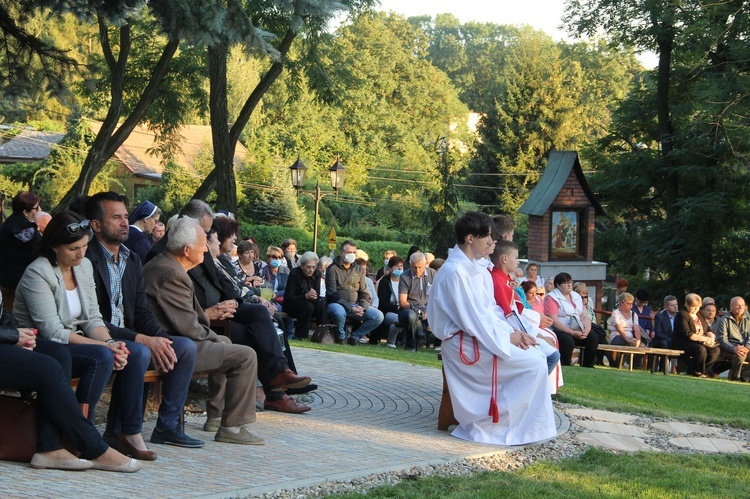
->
xmin=397 ymin=309 xmax=425 ymax=349
xmin=230 ymin=302 xmax=289 ymax=400
xmin=675 ymin=341 xmax=720 ymax=375
xmin=719 ymin=350 xmax=750 ymax=380
xmin=557 ymin=329 xmax=599 ymax=367
xmin=0 ymin=341 xmax=109 ymax=459
xmin=287 ymin=299 xmax=328 ymax=340
xmin=69 ymin=343 xmax=115 ymax=423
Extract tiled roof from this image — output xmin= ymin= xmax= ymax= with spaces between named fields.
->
xmin=0 ymin=130 xmax=64 ymax=161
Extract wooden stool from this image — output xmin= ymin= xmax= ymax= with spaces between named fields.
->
xmin=437 ymin=354 xmax=458 ymax=431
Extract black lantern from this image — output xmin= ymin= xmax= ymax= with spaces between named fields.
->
xmin=289 ymin=156 xmax=308 ymax=190
xmin=329 ymin=157 xmax=346 ymax=191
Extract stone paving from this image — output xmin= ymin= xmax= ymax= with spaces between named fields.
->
xmin=1 ymin=348 xmax=748 ymax=498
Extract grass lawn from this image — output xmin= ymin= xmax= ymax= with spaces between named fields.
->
xmin=336 ymin=448 xmax=750 ymax=498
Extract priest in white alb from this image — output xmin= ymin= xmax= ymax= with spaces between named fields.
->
xmin=427 ymin=211 xmax=556 ymax=446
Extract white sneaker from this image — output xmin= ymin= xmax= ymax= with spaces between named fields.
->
xmin=434 ymin=346 xmax=441 ymax=352
xmin=386 ymin=343 xmax=396 ymax=349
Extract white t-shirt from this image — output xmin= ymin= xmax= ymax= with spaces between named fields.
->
xmin=66 ymin=287 xmax=82 ymax=319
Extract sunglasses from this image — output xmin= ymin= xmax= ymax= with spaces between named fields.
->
xmin=66 ymin=220 xmax=91 ymax=234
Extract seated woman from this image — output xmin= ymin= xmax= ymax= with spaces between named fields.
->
xmin=524 ymin=262 xmax=545 ymax=289
xmin=607 ymin=292 xmax=645 ymax=368
xmin=0 ymin=191 xmax=42 ymax=294
xmin=0 ymin=294 xmax=141 ymax=472
xmin=573 ymin=281 xmax=609 ymax=366
xmin=672 ymin=293 xmax=721 ymax=377
xmin=544 ymin=272 xmax=599 ymax=367
xmin=124 ymin=200 xmax=161 ymax=263
xmin=633 ymin=289 xmax=653 ymax=345
xmin=285 ymin=252 xmax=328 ymax=340
xmin=262 ymin=245 xmax=289 ymax=306
xmin=13 ymin=212 xmax=154 ymax=460
xmin=234 ymin=239 xmax=265 ymax=290
xmin=377 ymin=255 xmax=405 ymax=348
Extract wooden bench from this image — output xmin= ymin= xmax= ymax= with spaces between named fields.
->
xmin=597 ymin=344 xmax=684 ymax=375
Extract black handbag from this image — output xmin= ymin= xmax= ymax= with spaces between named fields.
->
xmin=0 ymin=393 xmax=38 ymax=462
xmin=311 ymin=324 xmax=336 ymax=345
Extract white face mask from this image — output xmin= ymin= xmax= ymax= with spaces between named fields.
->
xmin=343 ymin=253 xmax=356 ymax=264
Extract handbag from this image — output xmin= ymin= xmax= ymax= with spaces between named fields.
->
xmin=0 ymin=393 xmax=38 ymax=462
xmin=311 ymin=324 xmax=336 ymax=345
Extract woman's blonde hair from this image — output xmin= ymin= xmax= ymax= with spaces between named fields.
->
xmin=619 ymin=292 xmax=634 ymax=305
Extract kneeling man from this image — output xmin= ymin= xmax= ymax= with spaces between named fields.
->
xmin=427 ymin=211 xmax=556 ymax=446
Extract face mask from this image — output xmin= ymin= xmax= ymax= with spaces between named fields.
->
xmin=343 ymin=253 xmax=356 ymax=264
xmin=270 ymin=259 xmax=283 ymax=268
xmin=392 ymin=269 xmax=404 ymax=277
xmin=285 ymin=250 xmax=296 ymax=259
xmin=384 ymin=259 xmax=390 ymax=266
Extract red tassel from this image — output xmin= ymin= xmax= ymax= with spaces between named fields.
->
xmin=489 ymin=354 xmax=499 ymax=423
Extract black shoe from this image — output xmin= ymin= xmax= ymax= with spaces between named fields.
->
xmin=150 ymin=426 xmax=205 ymax=448
xmin=347 ymin=337 xmax=359 ymax=346
xmin=335 ymin=338 xmax=345 ymax=345
xmin=286 ymin=383 xmax=318 ymax=395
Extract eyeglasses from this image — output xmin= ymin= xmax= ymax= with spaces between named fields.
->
xmin=268 ymin=254 xmax=283 ymax=259
xmin=580 ymin=295 xmax=588 ymax=299
xmin=66 ymin=220 xmax=91 ymax=234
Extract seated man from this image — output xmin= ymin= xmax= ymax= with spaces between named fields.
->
xmin=715 ymin=296 xmax=750 ymax=381
xmin=652 ymin=295 xmax=679 ymax=372
xmin=85 ymin=192 xmax=203 ymax=453
xmin=398 ymin=252 xmax=435 ymax=351
xmin=144 ymin=217 xmax=263 ymax=445
xmin=190 ymin=224 xmax=312 ymax=414
xmin=326 ymin=240 xmax=384 ymax=345
xmin=427 ymin=211 xmax=555 ymax=446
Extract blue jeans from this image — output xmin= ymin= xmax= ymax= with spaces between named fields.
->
xmin=69 ymin=343 xmax=115 ymax=424
xmin=382 ymin=312 xmax=400 ymax=344
xmin=105 ymin=340 xmax=150 ymax=435
xmin=327 ymin=303 xmax=384 ymax=340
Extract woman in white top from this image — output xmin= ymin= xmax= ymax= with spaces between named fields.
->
xmin=14 ymin=212 xmax=154 ymax=462
xmin=524 ymin=262 xmax=546 ymax=289
xmin=543 ymin=272 xmax=599 ymax=367
xmin=607 ymin=292 xmax=645 ymax=368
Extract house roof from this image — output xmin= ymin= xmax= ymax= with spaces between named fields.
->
xmin=517 ymin=150 xmax=606 ymax=217
xmin=0 ymin=130 xmax=65 ymax=162
xmin=87 ymin=122 xmax=248 ymax=180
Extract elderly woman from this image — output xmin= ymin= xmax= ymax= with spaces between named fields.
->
xmin=0 ymin=191 xmax=42 ymax=292
xmin=284 ymin=252 xmax=328 ymax=340
xmin=377 ymin=255 xmax=405 ymax=348
xmin=607 ymin=292 xmax=645 ymax=368
xmin=14 ymin=212 xmax=154 ymax=460
xmin=124 ymin=200 xmax=161 ymax=263
xmin=234 ymin=239 xmax=265 ymax=288
xmin=673 ymin=293 xmax=721 ymax=377
xmin=544 ymin=272 xmax=599 ymax=367
xmin=317 ymin=256 xmax=332 ymax=301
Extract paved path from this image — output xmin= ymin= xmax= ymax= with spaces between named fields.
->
xmin=0 ymin=348 xmax=565 ymax=498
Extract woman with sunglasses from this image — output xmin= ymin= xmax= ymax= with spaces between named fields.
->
xmin=14 ymin=212 xmax=154 ymax=463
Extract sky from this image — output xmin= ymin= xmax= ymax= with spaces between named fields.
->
xmin=376 ymin=0 xmax=571 ymax=41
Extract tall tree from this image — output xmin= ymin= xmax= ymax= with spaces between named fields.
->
xmin=191 ymin=0 xmax=376 ymax=214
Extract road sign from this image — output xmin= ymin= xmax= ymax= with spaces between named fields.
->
xmin=327 ymin=227 xmax=337 ymax=250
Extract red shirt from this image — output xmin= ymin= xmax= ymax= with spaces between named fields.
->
xmin=489 ymin=267 xmax=524 ymax=316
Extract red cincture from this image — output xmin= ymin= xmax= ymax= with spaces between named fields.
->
xmin=456 ymin=330 xmax=499 ymax=424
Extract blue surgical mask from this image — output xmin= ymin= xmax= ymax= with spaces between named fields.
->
xmin=392 ymin=269 xmax=404 ymax=277
xmin=270 ymin=259 xmax=283 ymax=268
xmin=384 ymin=259 xmax=390 ymax=266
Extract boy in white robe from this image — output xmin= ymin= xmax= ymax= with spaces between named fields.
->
xmin=427 ymin=211 xmax=556 ymax=446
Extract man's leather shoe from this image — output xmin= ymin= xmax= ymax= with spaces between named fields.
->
xmin=215 ymin=426 xmax=265 ymax=445
xmin=347 ymin=337 xmax=359 ymax=346
xmin=150 ymin=426 xmax=205 ymax=448
xmin=117 ymin=435 xmax=157 ymax=461
xmin=335 ymin=338 xmax=346 ymax=345
xmin=264 ymin=394 xmax=311 ymax=413
xmin=286 ymin=383 xmax=318 ymax=395
xmin=270 ymin=368 xmax=311 ymax=391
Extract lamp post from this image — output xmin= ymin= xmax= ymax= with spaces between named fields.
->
xmin=290 ymin=156 xmax=346 ymax=253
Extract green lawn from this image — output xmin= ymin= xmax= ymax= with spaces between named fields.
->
xmin=336 ymin=449 xmax=750 ymax=498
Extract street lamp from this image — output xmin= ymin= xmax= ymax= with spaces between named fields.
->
xmin=290 ymin=156 xmax=346 ymax=253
